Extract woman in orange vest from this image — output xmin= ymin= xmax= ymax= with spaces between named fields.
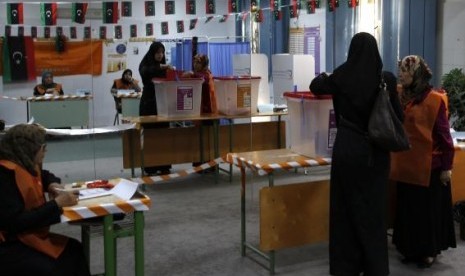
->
xmin=0 ymin=124 xmax=90 ymax=276
xmin=110 ymin=69 xmax=141 ymax=114
xmin=183 ymin=54 xmax=218 ymax=115
xmin=391 ymin=55 xmax=456 ymax=268
xmin=33 ymin=71 xmax=64 ymax=96
xmin=183 ymin=54 xmax=218 ymax=171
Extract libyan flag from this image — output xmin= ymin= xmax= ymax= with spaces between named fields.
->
xmin=103 ymin=2 xmax=119 ymax=24
xmin=7 ymin=3 xmax=24 ymax=25
xmin=72 ymin=3 xmax=88 ymax=24
xmin=2 ymin=36 xmax=36 ymax=83
xmin=41 ymin=3 xmax=57 ymax=26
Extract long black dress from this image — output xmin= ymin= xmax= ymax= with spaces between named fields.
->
xmin=138 ymin=41 xmax=171 ymax=174
xmin=310 ymin=33 xmax=402 ymax=276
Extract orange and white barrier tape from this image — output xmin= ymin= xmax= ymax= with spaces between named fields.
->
xmin=132 ymin=154 xmax=332 ymax=184
xmin=1 ymin=95 xmax=92 ymax=101
xmin=132 ymin=158 xmax=226 ymax=184
xmin=226 ymin=153 xmax=331 ymax=176
xmin=61 ymin=196 xmax=151 ymax=222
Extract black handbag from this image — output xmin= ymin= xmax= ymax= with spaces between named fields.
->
xmin=368 ymin=80 xmax=410 ymax=152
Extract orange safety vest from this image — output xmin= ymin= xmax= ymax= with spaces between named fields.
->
xmin=196 ymin=70 xmax=217 ymax=114
xmin=114 ymin=78 xmax=139 ymax=90
xmin=390 ymin=90 xmax=445 ymax=187
xmin=0 ymin=160 xmax=67 ymax=259
xmin=35 ymin=83 xmax=63 ymax=95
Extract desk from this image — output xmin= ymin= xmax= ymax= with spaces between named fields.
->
xmin=62 ymin=182 xmax=151 ymax=276
xmin=117 ymin=93 xmax=141 ymax=118
xmin=227 ymin=149 xmax=331 ymax=274
xmin=24 ymin=95 xmax=92 ymax=128
xmin=122 ymin=112 xmax=287 ymax=178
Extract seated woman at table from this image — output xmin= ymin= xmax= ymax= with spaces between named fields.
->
xmin=33 ymin=71 xmax=64 ymax=96
xmin=110 ymin=69 xmax=142 ymax=114
xmin=0 ymin=123 xmax=90 ymax=276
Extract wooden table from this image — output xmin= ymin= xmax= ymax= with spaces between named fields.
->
xmin=123 ymin=112 xmax=287 ymax=178
xmin=62 ymin=181 xmax=151 ymax=276
xmin=227 ymin=149 xmax=331 ymax=274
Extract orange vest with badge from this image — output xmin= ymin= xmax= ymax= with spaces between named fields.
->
xmin=114 ymin=78 xmax=139 ymax=90
xmin=35 ymin=83 xmax=63 ymax=95
xmin=0 ymin=160 xmax=67 ymax=259
xmin=390 ymin=90 xmax=445 ymax=187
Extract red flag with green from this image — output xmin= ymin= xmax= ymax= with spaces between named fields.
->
xmin=2 ymin=36 xmax=36 ymax=83
xmin=102 ymin=2 xmax=119 ymax=24
xmin=72 ymin=3 xmax=88 ymax=24
xmin=41 ymin=3 xmax=57 ymax=26
xmin=7 ymin=3 xmax=24 ymax=25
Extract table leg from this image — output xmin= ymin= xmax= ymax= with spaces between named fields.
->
xmin=277 ymin=115 xmax=282 ymax=149
xmin=26 ymin=101 xmax=30 ymax=123
xmin=129 ymin=128 xmax=136 ymax=178
xmin=229 ymin=119 xmax=233 ymax=182
xmin=139 ymin=126 xmax=145 ymax=177
xmin=134 ymin=211 xmax=145 ymax=276
xmin=241 ymin=166 xmax=246 ymax=256
xmin=199 ymin=123 xmax=205 ymax=164
xmin=213 ymin=120 xmax=219 ymax=183
xmin=103 ymin=215 xmax=116 ymax=276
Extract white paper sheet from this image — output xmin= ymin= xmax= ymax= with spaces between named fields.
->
xmin=78 ymin=179 xmax=139 ymax=200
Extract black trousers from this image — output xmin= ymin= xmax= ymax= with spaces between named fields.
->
xmin=0 ymin=238 xmax=90 ymax=276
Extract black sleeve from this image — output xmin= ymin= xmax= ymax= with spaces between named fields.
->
xmin=33 ymin=85 xmax=40 ymax=96
xmin=309 ymin=73 xmax=338 ymax=96
xmin=41 ymin=169 xmax=61 ymax=192
xmin=0 ymin=167 xmax=62 ymax=234
xmin=139 ymin=64 xmax=163 ymax=81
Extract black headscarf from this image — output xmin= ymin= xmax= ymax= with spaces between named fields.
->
xmin=121 ymin=69 xmax=133 ymax=85
xmin=332 ymin=32 xmax=383 ymax=110
xmin=41 ymin=71 xmax=56 ymax=89
xmin=139 ymin=42 xmax=166 ymax=71
xmin=138 ymin=41 xmax=167 ymax=87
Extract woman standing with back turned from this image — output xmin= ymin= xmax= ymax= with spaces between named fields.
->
xmin=138 ymin=41 xmax=173 ymax=175
xmin=310 ymin=32 xmax=403 ymax=276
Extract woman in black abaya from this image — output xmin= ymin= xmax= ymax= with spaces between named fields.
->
xmin=310 ymin=32 xmax=403 ymax=276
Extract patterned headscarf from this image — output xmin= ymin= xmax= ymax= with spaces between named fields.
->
xmin=0 ymin=124 xmax=46 ymax=176
xmin=398 ymin=55 xmax=433 ymax=106
xmin=194 ymin=54 xmax=209 ymax=69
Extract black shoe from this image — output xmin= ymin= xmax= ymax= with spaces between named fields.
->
xmin=400 ymin=256 xmax=418 ymax=264
xmin=158 ymin=169 xmax=171 ymax=175
xmin=417 ymin=257 xmax=435 ymax=268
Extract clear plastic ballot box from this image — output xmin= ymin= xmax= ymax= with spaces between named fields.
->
xmin=213 ymin=76 xmax=261 ymax=115
xmin=284 ymin=91 xmax=336 ymax=158
xmin=153 ymin=78 xmax=203 ymax=117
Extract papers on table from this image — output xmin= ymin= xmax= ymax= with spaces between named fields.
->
xmin=78 ymin=178 xmax=139 ymax=200
xmin=117 ymin=89 xmax=135 ymax=96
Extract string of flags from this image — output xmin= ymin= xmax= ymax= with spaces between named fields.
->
xmin=4 ymin=1 xmax=360 ymax=38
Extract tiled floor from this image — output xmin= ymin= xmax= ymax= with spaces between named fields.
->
xmin=46 ymin=134 xmax=465 ymax=276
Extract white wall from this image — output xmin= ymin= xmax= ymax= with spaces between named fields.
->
xmin=0 ymin=0 xmax=235 ymax=127
xmin=438 ymin=0 xmax=465 ymax=78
